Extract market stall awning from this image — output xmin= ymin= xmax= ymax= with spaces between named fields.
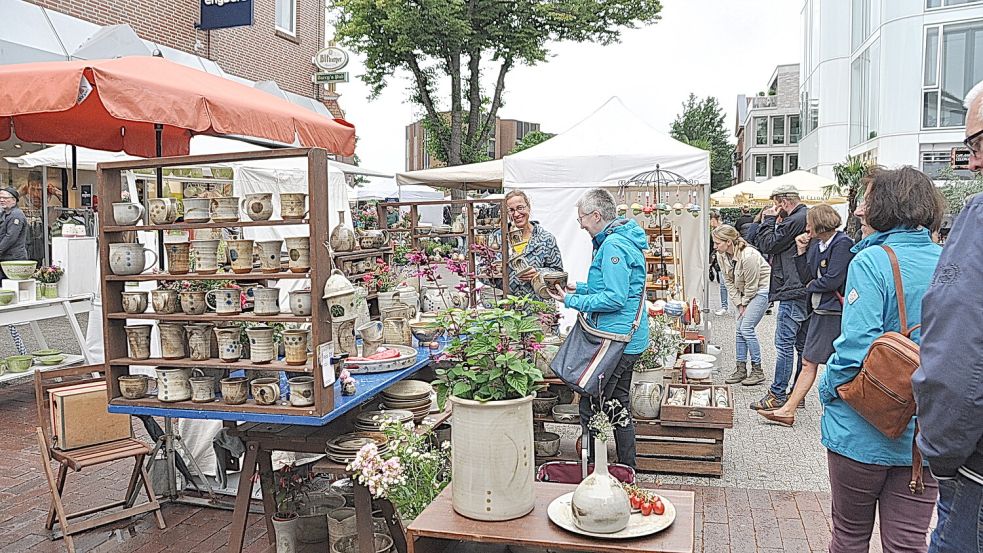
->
xmin=395 ymin=159 xmax=503 ymax=189
xmin=0 ymin=56 xmax=356 ymax=157
xmin=712 ymin=171 xmax=842 ymax=205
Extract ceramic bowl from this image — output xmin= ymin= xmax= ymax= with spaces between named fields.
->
xmin=38 ymin=354 xmax=65 ymax=366
xmin=534 ymin=431 xmax=561 ymax=457
xmin=417 ymin=224 xmax=433 ymax=235
xmin=543 ymin=271 xmax=568 ymax=291
xmin=532 ymin=391 xmax=559 ymax=416
xmin=684 ymin=361 xmax=714 ymax=380
xmin=680 ymin=353 xmax=717 ymax=365
xmin=5 ymin=354 xmax=33 ymax=373
xmin=1 ymin=260 xmax=37 ymax=280
xmin=409 ymin=321 xmax=443 ymax=344
xmin=0 ymin=290 xmax=14 ymax=306
xmin=32 ymin=349 xmax=62 ymax=357
xmin=552 ymin=404 xmax=580 ymax=423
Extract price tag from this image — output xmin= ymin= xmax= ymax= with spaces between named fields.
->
xmin=319 ymin=342 xmax=336 ymax=388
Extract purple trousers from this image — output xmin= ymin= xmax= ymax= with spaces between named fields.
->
xmin=828 ymin=450 xmax=939 ymax=553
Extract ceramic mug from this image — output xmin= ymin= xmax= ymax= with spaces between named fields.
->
xmin=151 ymin=288 xmax=180 ymax=315
xmin=206 ymin=288 xmax=242 ymax=315
xmin=289 ymin=289 xmax=312 ymax=316
xmin=158 ymin=322 xmax=187 ymax=360
xmin=185 ymin=323 xmax=214 ymax=361
xmin=282 ymin=329 xmax=309 ymax=366
xmin=180 ymin=290 xmax=207 ymax=315
xmin=250 ymin=377 xmax=280 ymax=405
xmin=155 ymin=367 xmax=192 ymax=402
xmin=118 ymin=374 xmax=155 ymax=399
xmin=124 ymin=324 xmax=153 ymax=360
xmin=112 ymin=202 xmax=144 ymax=226
xmin=256 ymin=239 xmax=283 ymax=273
xmin=245 ymin=326 xmax=276 ymax=364
xmin=226 ymin=239 xmax=255 ymax=274
xmin=109 ymin=243 xmax=158 ymax=276
xmin=148 ymin=198 xmax=178 ymax=225
xmin=240 ymin=193 xmax=274 ymax=221
xmin=121 ymin=291 xmax=149 ymax=314
xmin=252 ymin=287 xmax=280 ymax=317
xmin=280 ymin=193 xmax=308 ymax=220
xmin=165 ymin=241 xmax=191 ymax=275
xmin=220 ymin=376 xmax=249 ymax=405
xmin=284 ymin=236 xmax=311 ymax=273
xmin=214 ymin=327 xmax=243 ymax=362
xmin=209 ymin=196 xmax=240 ymax=223
xmin=182 ymin=197 xmax=211 ymax=223
xmin=288 ymin=376 xmax=315 ymax=407
xmin=190 ymin=239 xmax=221 ymax=275
xmin=189 ymin=374 xmax=216 ymax=403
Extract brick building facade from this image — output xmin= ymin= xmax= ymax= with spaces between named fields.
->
xmin=405 ymin=117 xmax=541 ymax=171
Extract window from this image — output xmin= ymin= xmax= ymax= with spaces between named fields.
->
xmin=928 ymin=0 xmax=983 ymax=8
xmin=788 ymin=154 xmax=799 ymax=172
xmin=276 ymin=0 xmax=296 ymax=35
xmin=754 ymin=117 xmax=768 ymax=145
xmin=754 ymin=155 xmax=767 ymax=178
xmin=852 ymin=0 xmax=871 ymax=50
xmin=771 ymin=154 xmax=785 ymax=177
xmin=486 ymin=137 xmax=496 ymax=159
xmin=921 ymin=150 xmax=974 ymax=178
xmin=789 ymin=115 xmax=801 ymax=144
xmin=850 ymin=41 xmax=880 ymax=146
xmin=924 ymin=21 xmax=983 ymax=128
xmin=771 ymin=116 xmax=785 ymax=145
xmin=802 ymin=87 xmax=820 ymax=136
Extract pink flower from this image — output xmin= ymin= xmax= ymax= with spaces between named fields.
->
xmin=529 ymin=341 xmax=544 ymax=352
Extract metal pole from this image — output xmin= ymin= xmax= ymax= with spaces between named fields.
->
xmin=155 ymin=124 xmax=164 ymax=265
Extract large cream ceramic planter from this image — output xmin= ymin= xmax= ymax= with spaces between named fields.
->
xmin=449 ymin=394 xmax=535 ymax=521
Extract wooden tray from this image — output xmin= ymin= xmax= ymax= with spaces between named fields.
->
xmin=660 ymin=384 xmax=733 ymax=429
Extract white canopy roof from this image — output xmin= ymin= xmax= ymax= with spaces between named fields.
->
xmin=712 ymin=171 xmax=841 ymax=204
xmin=395 ymin=159 xmax=503 ymax=188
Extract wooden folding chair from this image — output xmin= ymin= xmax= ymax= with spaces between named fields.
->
xmin=34 ymin=364 xmax=165 ymax=553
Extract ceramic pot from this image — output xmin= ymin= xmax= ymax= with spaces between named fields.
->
xmin=381 ymin=300 xmax=415 ymax=321
xmin=329 ymin=211 xmax=355 ymax=252
xmin=282 ymin=329 xmax=309 ymax=366
xmin=155 ymin=368 xmax=193 ymax=402
xmin=38 ymin=282 xmax=56 ymax=299
xmin=185 ymin=323 xmax=214 ymax=361
xmin=377 ymin=287 xmax=418 ymax=316
xmin=353 ymin=287 xmax=371 ymax=329
xmin=191 ymin=239 xmax=221 ymax=275
xmin=295 ymin=492 xmax=345 ymax=544
xmin=180 ymin=290 xmax=207 ymax=315
xmin=148 ymin=197 xmax=178 ymax=225
xmin=256 ymin=239 xmax=284 ymax=273
xmin=630 ymin=380 xmax=663 ymax=420
xmin=226 ymin=239 xmax=255 ymax=274
xmin=251 ymin=377 xmax=280 ymax=404
xmin=357 ymin=320 xmax=384 ymax=354
xmin=280 ymin=193 xmax=308 ymax=220
xmin=241 ymin=192 xmax=274 ymax=221
xmin=189 ymin=373 xmax=216 ymax=403
xmin=543 ymin=271 xmax=568 ymax=291
xmin=284 ymin=237 xmax=311 ymax=273
xmin=272 ymin=514 xmax=298 ymax=553
xmin=124 ymin=324 xmax=153 ymax=360
xmin=206 ymin=288 xmax=242 ymax=315
xmin=331 ymin=534 xmax=392 ymax=553
xmin=449 ymin=394 xmax=535 ymax=521
xmin=209 ymin=196 xmax=240 ymax=223
xmin=112 ymin=202 xmax=144 ymax=226
xmin=246 ymin=326 xmax=276 ymax=364
xmin=151 ymin=288 xmax=180 ymax=315
xmin=119 ymin=375 xmax=152 ymax=399
xmin=422 ymin=284 xmax=465 ymax=313
xmin=121 ymin=291 xmax=149 ymax=314
xmin=109 ymin=243 xmax=158 ymax=276
xmin=182 ymin=197 xmax=211 ymax=223
xmin=289 ymin=289 xmax=312 ymax=317
xmin=214 ymin=327 xmax=242 ymax=362
xmin=288 ymin=375 xmax=315 ymax=407
xmin=158 ymin=322 xmax=187 ymax=359
xmin=220 ymin=376 xmax=249 ymax=405
xmin=382 ymin=317 xmax=411 ymax=346
xmin=570 ymin=437 xmax=631 ymax=533
xmin=253 ymin=287 xmax=281 ymax=316
xmin=165 ymin=241 xmax=191 ymax=275
xmin=332 ymin=318 xmax=357 ymax=358
xmin=327 ymin=507 xmax=356 ymax=544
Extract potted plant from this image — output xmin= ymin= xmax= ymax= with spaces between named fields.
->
xmin=641 ymin=315 xmax=682 ymax=373
xmin=432 ymin=300 xmax=545 ymax=521
xmin=34 ymin=265 xmax=64 ymax=299
xmin=272 ymin=462 xmax=311 ymax=553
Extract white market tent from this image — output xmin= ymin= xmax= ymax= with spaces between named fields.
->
xmin=711 ymin=171 xmax=842 ymax=205
xmin=395 ymin=159 xmax=503 ymax=188
xmin=504 ymin=97 xmax=711 ymax=324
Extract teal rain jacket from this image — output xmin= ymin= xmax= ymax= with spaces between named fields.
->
xmin=818 ymin=227 xmax=941 ymax=466
xmin=564 ymin=218 xmax=650 ymax=355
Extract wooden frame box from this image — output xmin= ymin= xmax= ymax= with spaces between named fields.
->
xmin=660 ymin=383 xmax=734 ymax=429
xmin=50 ymin=382 xmax=132 ymax=450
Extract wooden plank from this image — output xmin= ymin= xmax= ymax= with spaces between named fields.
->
xmin=103 ymin=218 xmax=309 ymax=233
xmin=106 ymin=312 xmax=312 ymax=323
xmin=634 ymin=421 xmax=725 ymax=440
xmin=333 ymin=248 xmax=390 ymax=260
xmin=635 ymin=456 xmax=723 ymax=477
xmin=107 ymin=357 xmax=311 ymax=372
xmin=110 ymin=396 xmax=318 ymax=416
xmin=308 ymin=148 xmax=333 ymax=418
xmin=104 ymin=271 xmax=309 ymax=281
xmin=636 ymin=440 xmax=723 ymax=459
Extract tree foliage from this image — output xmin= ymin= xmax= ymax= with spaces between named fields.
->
xmin=509 ymin=130 xmax=555 ymax=154
xmin=828 ymin=156 xmax=871 ymax=239
xmin=669 ymin=93 xmax=734 ymax=192
xmin=334 ymin=0 xmax=663 ymax=167
xmin=936 ymin=165 xmax=983 ymax=216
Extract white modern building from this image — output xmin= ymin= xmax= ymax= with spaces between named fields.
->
xmin=799 ymin=0 xmax=983 ymax=179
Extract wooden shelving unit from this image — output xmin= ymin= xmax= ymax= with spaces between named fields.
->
xmin=97 ymin=148 xmax=336 ymax=417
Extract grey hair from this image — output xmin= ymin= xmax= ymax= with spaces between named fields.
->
xmin=965 ymin=80 xmax=983 ymax=117
xmin=576 ymin=188 xmax=618 ymax=222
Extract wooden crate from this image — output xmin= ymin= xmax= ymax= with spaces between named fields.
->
xmin=634 ymin=420 xmax=725 ymax=477
xmin=660 ymin=384 xmax=734 ymax=429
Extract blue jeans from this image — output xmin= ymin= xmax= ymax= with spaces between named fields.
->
xmin=735 ymin=291 xmax=768 ymax=364
xmin=771 ymin=298 xmax=807 ymax=401
xmin=929 ymin=474 xmax=983 ymax=553
xmin=718 ymin=279 xmax=729 ymax=310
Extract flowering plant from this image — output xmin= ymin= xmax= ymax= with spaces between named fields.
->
xmin=643 ymin=315 xmax=682 ymax=369
xmin=362 ymin=258 xmax=403 ymax=293
xmin=347 ymin=419 xmax=450 ymax=519
xmin=273 ymin=462 xmax=312 ymax=515
xmin=587 ymin=399 xmax=632 ymax=443
xmin=353 ymin=201 xmax=379 ymax=229
xmin=33 ymin=265 xmax=64 ymax=284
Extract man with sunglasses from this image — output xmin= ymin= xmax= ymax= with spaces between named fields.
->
xmin=913 ymin=82 xmax=983 ymax=553
xmin=0 ymin=187 xmax=28 ymax=280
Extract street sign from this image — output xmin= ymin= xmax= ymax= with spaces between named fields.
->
xmin=313 ymin=47 xmax=349 ymax=72
xmin=312 ymin=72 xmax=349 ymax=84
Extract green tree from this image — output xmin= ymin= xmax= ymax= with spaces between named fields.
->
xmin=827 ymin=156 xmax=871 ymax=239
xmin=334 ymin=1 xmax=663 ymax=169
xmin=937 ymin=165 xmax=983 ymax=216
xmin=509 ymin=130 xmax=555 ymax=154
xmin=669 ymin=94 xmax=734 ymax=192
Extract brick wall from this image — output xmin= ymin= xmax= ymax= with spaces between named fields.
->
xmin=28 ymin=0 xmax=331 ymax=106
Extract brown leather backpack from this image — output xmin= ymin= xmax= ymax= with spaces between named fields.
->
xmin=836 ymin=245 xmax=925 ymax=493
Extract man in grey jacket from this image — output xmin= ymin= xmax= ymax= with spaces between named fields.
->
xmin=913 ymin=83 xmax=983 ymax=553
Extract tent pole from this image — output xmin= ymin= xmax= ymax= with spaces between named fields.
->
xmin=155 ymin=124 xmax=164 ymax=265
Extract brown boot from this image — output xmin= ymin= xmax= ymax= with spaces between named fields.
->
xmin=742 ymin=362 xmax=765 ymax=386
xmin=725 ymin=362 xmax=747 ymax=384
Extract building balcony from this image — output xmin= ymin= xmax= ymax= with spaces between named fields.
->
xmin=749 ymin=96 xmax=778 ymax=109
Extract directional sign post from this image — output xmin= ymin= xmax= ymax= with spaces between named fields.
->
xmin=312 ymin=72 xmax=349 ymax=84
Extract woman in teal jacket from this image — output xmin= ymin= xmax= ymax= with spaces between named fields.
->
xmin=819 ymin=167 xmax=943 ymax=553
xmin=549 ymin=188 xmax=649 ymax=468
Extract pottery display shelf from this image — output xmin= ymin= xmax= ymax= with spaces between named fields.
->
xmin=102 ymin=218 xmax=310 ymax=233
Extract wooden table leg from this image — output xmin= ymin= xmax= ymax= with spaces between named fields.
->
xmin=379 ymin=499 xmax=407 ymax=553
xmin=256 ymin=448 xmax=277 ymax=544
xmin=353 ymin=479 xmax=376 ymax=553
xmin=227 ymin=441 xmax=259 ymax=553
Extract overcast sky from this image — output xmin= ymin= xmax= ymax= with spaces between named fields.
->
xmin=331 ymin=0 xmax=802 ymax=174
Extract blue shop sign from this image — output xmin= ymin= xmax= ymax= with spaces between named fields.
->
xmin=199 ymin=0 xmax=253 ymax=31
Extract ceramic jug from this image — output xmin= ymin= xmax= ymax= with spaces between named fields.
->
xmin=282 ymin=329 xmax=309 ymax=366
xmin=289 ymin=289 xmax=312 ymax=316
xmin=256 ymin=239 xmax=283 ymax=273
xmin=158 ymin=322 xmax=187 ymax=360
xmin=357 ymin=320 xmax=384 ymax=353
xmin=112 ymin=202 xmax=144 ymax=226
xmin=209 ymin=196 xmax=240 ymax=223
xmin=252 ymin=286 xmax=281 ymax=316
xmin=185 ymin=323 xmax=214 ymax=361
xmin=288 ymin=376 xmax=315 ymax=407
xmin=214 ymin=327 xmax=243 ymax=362
xmin=155 ymin=368 xmax=193 ymax=403
xmin=151 ymin=288 xmax=180 ymax=315
xmin=180 ymin=290 xmax=207 ymax=315
xmin=329 ymin=211 xmax=355 ymax=252
xmin=220 ymin=376 xmax=249 ymax=405
xmin=570 ymin=437 xmax=631 ymax=534
xmin=148 ymin=197 xmax=178 ymax=225
xmin=333 ymin=318 xmax=358 ymax=358
xmin=251 ymin=377 xmax=280 ymax=405
xmin=109 ymin=243 xmax=158 ymax=276
xmin=630 ymin=381 xmax=663 ymax=420
xmin=383 ymin=317 xmax=411 ymax=346
xmin=206 ymin=288 xmax=242 ymax=315
xmin=381 ymin=300 xmax=415 ymax=321
xmin=226 ymin=239 xmax=255 ymax=274
xmin=182 ymin=197 xmax=211 ymax=223
xmin=121 ymin=291 xmax=149 ymax=314
xmin=190 ymin=239 xmax=221 ymax=274
xmin=284 ymin=236 xmax=311 ymax=273
xmin=245 ymin=325 xmax=276 ymax=364
xmin=124 ymin=324 xmax=153 ymax=360
xmin=165 ymin=241 xmax=191 ymax=275
xmin=240 ymin=192 xmax=274 ymax=221
xmin=280 ymin=193 xmax=308 ymax=220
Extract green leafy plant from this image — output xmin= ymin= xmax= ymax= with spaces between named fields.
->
xmin=635 ymin=315 xmax=681 ymax=372
xmin=937 ymin=164 xmax=983 ymax=216
xmin=273 ymin=462 xmax=313 ymax=515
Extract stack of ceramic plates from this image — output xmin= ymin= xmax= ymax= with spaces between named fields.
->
xmin=353 ymin=409 xmax=414 ymax=432
xmin=381 ymin=380 xmax=434 ymax=423
xmin=325 ymin=432 xmax=389 ymax=464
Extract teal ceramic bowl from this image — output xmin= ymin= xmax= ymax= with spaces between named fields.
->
xmin=5 ymin=355 xmax=34 ymax=373
xmin=0 ymin=290 xmax=14 ymax=306
xmin=0 ymin=261 xmax=37 ymax=281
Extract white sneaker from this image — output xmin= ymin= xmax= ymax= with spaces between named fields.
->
xmin=714 ymin=309 xmax=727 ymax=316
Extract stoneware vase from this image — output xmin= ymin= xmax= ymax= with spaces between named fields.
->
xmin=180 ymin=290 xmax=207 ymax=316
xmin=182 ymin=197 xmax=211 ymax=223
xmin=121 ymin=291 xmax=149 ymax=314
xmin=112 ymin=202 xmax=144 ymax=226
xmin=284 ymin=236 xmax=311 ymax=273
xmin=382 ymin=317 xmax=411 ymax=347
xmin=332 ymin=318 xmax=358 ymax=358
xmin=570 ymin=437 xmax=631 ymax=534
xmin=252 ymin=286 xmax=281 ymax=316
xmin=280 ymin=193 xmax=308 ymax=220
xmin=246 ymin=326 xmax=276 ymax=364
xmin=329 ymin=211 xmax=355 ymax=252
xmin=158 ymin=322 xmax=187 ymax=360
xmin=209 ymin=196 xmax=240 ymax=223
xmin=256 ymin=239 xmax=284 ymax=273
xmin=251 ymin=377 xmax=280 ymax=405
xmin=449 ymin=394 xmax=535 ymax=521
xmin=226 ymin=239 xmax=255 ymax=274
xmin=241 ymin=192 xmax=274 ymax=221
xmin=289 ymin=289 xmax=312 ymax=317
xmin=155 ymin=368 xmax=193 ymax=402
xmin=214 ymin=327 xmax=242 ymax=362
xmin=191 ymin=239 xmax=221 ymax=275
xmin=109 ymin=243 xmax=158 ymax=276
xmin=151 ymin=288 xmax=180 ymax=315
xmin=282 ymin=329 xmax=309 ymax=366
xmin=148 ymin=197 xmax=178 ymax=225
xmin=630 ymin=379 xmax=663 ymax=420
xmin=206 ymin=288 xmax=242 ymax=315
xmin=165 ymin=241 xmax=191 ymax=275
xmin=273 ymin=514 xmax=299 ymax=553
xmin=185 ymin=323 xmax=214 ymax=361
xmin=124 ymin=324 xmax=153 ymax=360
xmin=288 ymin=376 xmax=315 ymax=407
xmin=220 ymin=376 xmax=249 ymax=405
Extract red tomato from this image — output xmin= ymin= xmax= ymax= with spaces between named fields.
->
xmin=640 ymin=501 xmax=653 ymax=516
xmin=630 ymin=495 xmax=642 ymax=510
xmin=652 ymin=498 xmax=665 ymax=516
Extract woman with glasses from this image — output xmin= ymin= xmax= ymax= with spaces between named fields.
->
xmin=487 ymin=190 xmax=563 ymax=299
xmin=0 ymin=187 xmax=28 ymax=280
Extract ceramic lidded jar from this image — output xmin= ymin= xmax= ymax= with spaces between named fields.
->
xmin=321 ymin=269 xmax=356 ymax=321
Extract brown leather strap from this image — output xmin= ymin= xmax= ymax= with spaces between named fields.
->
xmin=881 ymin=246 xmax=910 ymax=335
xmin=911 ymin=423 xmax=925 ymax=494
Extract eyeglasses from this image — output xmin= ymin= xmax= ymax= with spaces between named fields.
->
xmin=576 ymin=210 xmax=598 ymax=224
xmin=507 ymin=205 xmax=528 ymax=215
xmin=965 ymin=128 xmax=983 ymax=156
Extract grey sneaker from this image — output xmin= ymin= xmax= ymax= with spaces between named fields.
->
xmin=725 ymin=362 xmax=747 ymax=384
xmin=742 ymin=362 xmax=765 ymax=386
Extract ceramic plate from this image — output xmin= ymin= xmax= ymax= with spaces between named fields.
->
xmin=343 ymin=345 xmax=419 ymax=374
xmin=383 ymin=379 xmax=433 ymax=399
xmin=679 ymin=353 xmax=716 ymax=365
xmin=546 ymin=492 xmax=676 ymax=540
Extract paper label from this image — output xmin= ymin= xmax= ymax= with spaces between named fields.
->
xmin=319 ymin=342 xmax=336 ymax=388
